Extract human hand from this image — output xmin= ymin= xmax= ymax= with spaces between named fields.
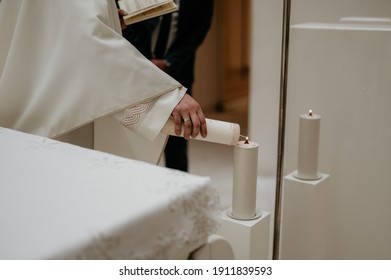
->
xmin=118 ymin=9 xmax=128 ymax=30
xmin=151 ymin=58 xmax=167 ymax=71
xmin=171 ymin=94 xmax=207 ymax=140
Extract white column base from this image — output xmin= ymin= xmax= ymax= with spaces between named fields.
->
xmin=280 ymin=171 xmax=330 ymax=259
xmin=217 ymin=209 xmax=271 ymax=260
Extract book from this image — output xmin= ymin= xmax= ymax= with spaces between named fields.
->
xmin=118 ymin=0 xmax=178 ymax=25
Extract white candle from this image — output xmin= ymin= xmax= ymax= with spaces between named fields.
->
xmin=231 ymin=139 xmax=259 ymax=220
xmin=161 ymin=118 xmax=240 ymax=145
xmin=295 ymin=110 xmax=322 ymax=180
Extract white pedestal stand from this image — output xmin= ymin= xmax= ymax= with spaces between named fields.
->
xmin=280 ymin=171 xmax=330 ymax=259
xmin=217 ymin=209 xmax=271 ymax=260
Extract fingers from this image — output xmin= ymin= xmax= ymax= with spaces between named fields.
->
xmin=171 ymin=110 xmax=183 ymax=137
xmin=171 ymin=94 xmax=208 ymax=140
xmin=197 ymin=110 xmax=207 ymax=138
xmin=150 ymin=59 xmax=166 ymax=71
xmin=182 ymin=116 xmax=193 ymax=139
xmin=118 ymin=9 xmax=128 ymax=17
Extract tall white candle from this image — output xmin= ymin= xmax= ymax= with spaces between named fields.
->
xmin=231 ymin=139 xmax=259 ymax=220
xmin=161 ymin=118 xmax=240 ymax=145
xmin=295 ymin=110 xmax=322 ymax=180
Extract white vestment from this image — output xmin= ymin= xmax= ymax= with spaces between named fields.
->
xmin=0 ymin=0 xmax=186 ymax=163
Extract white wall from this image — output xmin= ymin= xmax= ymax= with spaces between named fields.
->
xmin=282 ymin=0 xmax=391 ymax=259
xmin=249 ymin=0 xmax=284 ymax=259
xmin=198 ymin=0 xmax=391 ymax=259
xmin=249 ymin=0 xmax=284 ymax=178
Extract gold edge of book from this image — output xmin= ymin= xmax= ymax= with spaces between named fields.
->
xmin=123 ymin=3 xmax=178 ymax=25
xmin=120 ymin=0 xmax=173 ymax=17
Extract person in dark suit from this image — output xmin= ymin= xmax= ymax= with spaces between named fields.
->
xmin=123 ymin=0 xmax=214 ymax=172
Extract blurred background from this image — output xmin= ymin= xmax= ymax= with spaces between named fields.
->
xmin=187 ymin=0 xmax=391 ymax=259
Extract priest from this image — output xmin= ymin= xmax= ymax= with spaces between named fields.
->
xmin=0 ymin=0 xmax=207 ymax=163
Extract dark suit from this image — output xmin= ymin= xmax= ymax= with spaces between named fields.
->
xmin=123 ymin=0 xmax=214 ymax=171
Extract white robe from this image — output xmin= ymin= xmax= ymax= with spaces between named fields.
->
xmin=0 ymin=0 xmax=186 ymax=163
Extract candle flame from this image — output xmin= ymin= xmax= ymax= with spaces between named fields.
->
xmin=240 ymin=135 xmax=250 ymax=144
xmin=309 ymin=109 xmax=313 ymax=116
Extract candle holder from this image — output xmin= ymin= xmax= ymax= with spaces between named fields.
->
xmin=162 ymin=121 xmax=262 ymax=220
xmin=218 ymin=209 xmax=270 ymax=259
xmin=226 ymin=208 xmax=263 ymax=221
xmin=281 ymin=171 xmax=329 ymax=259
xmin=219 ymin=136 xmax=269 ymax=259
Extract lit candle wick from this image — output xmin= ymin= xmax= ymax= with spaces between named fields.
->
xmin=309 ymin=109 xmax=313 ymax=116
xmin=239 ymin=135 xmax=250 ymax=144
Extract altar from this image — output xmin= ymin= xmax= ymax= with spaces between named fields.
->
xmin=0 ymin=127 xmax=220 ymax=259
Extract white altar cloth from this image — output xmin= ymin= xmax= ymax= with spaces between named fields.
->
xmin=0 ymin=127 xmax=220 ymax=259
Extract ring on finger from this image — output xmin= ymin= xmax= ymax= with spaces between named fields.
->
xmin=183 ymin=117 xmax=191 ymax=123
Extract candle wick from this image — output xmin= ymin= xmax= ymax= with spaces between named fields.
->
xmin=309 ymin=109 xmax=313 ymax=116
xmin=239 ymin=135 xmax=250 ymax=144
